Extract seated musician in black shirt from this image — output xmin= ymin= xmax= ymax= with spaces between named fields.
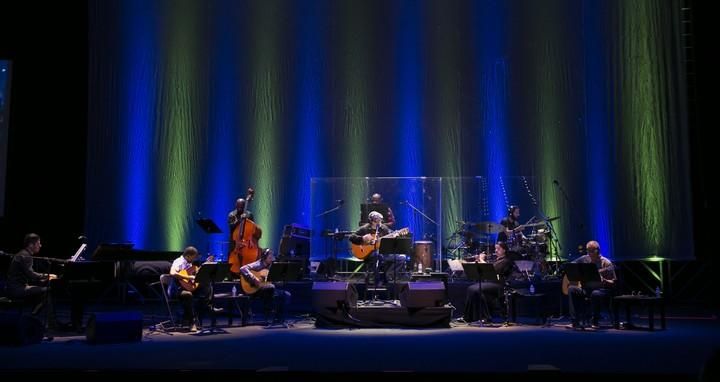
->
xmin=498 ymin=205 xmax=527 ymax=258
xmin=463 ymin=241 xmax=515 ymax=324
xmin=5 ymin=233 xmax=68 ymax=329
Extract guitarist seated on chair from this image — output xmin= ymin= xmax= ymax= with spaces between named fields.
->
xmin=238 ymin=248 xmax=291 ymax=324
xmin=567 ymin=240 xmax=616 ymax=329
xmin=170 ymin=246 xmax=212 ymax=329
xmin=349 ymin=211 xmax=394 ymax=289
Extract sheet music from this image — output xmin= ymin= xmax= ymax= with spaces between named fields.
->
xmin=70 ymin=243 xmax=87 ymax=262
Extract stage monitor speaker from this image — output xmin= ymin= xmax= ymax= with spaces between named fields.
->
xmin=400 ymin=281 xmax=447 ymax=308
xmin=0 ymin=313 xmax=44 ymax=346
xmin=312 ymin=282 xmax=357 ymax=311
xmin=86 ymin=311 xmax=143 ymax=345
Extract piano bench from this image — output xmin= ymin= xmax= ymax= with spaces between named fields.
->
xmin=0 ymin=296 xmax=26 ymax=313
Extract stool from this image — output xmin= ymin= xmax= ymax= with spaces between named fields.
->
xmin=510 ymin=291 xmax=548 ymax=325
xmin=613 ymin=295 xmax=665 ymax=331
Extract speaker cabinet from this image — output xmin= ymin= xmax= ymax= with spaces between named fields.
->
xmin=399 ymin=281 xmax=447 ymax=308
xmin=311 ymin=282 xmax=357 ymax=311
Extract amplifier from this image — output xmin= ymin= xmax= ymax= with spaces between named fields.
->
xmin=282 ymin=224 xmax=311 ymax=239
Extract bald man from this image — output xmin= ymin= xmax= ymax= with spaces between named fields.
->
xmin=568 ymin=240 xmax=616 ymax=329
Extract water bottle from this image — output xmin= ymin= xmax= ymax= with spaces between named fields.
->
xmin=232 ymin=285 xmax=237 ymax=297
xmin=529 ymin=283 xmax=535 ymax=295
xmin=655 ymin=286 xmax=661 ymax=298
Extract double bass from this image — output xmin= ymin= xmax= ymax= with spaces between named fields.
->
xmin=228 ymin=188 xmax=262 ymax=274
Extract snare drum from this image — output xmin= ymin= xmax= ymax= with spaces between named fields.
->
xmin=413 ymin=241 xmax=433 ymax=270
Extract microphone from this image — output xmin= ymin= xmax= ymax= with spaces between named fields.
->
xmin=336 ymin=199 xmax=344 ymax=205
xmin=553 ymin=179 xmax=559 ymax=185
xmin=399 ymin=200 xmax=407 ymax=205
xmin=77 ymin=235 xmax=87 ymax=241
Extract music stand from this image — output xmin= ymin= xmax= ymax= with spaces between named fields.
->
xmin=462 ymin=262 xmax=507 ymax=325
xmin=195 ymin=218 xmax=223 ymax=260
xmin=193 ymin=262 xmax=231 ymax=333
xmin=564 ymin=262 xmax=602 ymax=289
xmin=268 ymin=261 xmax=301 ymax=283
xmin=379 ymin=237 xmax=412 ymax=301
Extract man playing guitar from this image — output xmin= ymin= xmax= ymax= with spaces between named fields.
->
xmin=170 ymin=246 xmax=213 ymax=331
xmin=349 ymin=211 xmax=395 ymax=289
xmin=238 ymin=248 xmax=290 ymax=325
xmin=566 ymin=240 xmax=616 ymax=329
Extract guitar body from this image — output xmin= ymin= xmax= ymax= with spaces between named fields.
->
xmin=177 ymin=266 xmax=199 ymax=292
xmin=351 ymin=243 xmax=377 ymax=260
xmin=350 ymin=227 xmax=410 ymax=260
xmin=240 ymin=269 xmax=269 ymax=295
xmin=561 ymin=274 xmax=581 ymax=295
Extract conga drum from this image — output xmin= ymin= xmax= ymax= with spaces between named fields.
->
xmin=413 ymin=241 xmax=433 ymax=271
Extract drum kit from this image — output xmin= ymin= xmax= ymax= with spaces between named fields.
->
xmin=447 ymin=219 xmax=555 ymax=275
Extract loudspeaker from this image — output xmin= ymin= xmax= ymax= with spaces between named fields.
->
xmin=399 ymin=281 xmax=447 ymax=308
xmin=311 ymin=282 xmax=357 ymax=311
xmin=86 ymin=311 xmax=143 ymax=345
xmin=0 ymin=313 xmax=44 ymax=346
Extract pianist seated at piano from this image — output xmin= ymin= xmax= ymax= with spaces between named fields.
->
xmin=4 ymin=233 xmax=75 ymax=330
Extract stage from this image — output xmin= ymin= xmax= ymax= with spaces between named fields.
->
xmin=0 ymin=306 xmax=718 ymax=380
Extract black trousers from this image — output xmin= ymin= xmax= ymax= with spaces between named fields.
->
xmin=463 ymin=282 xmax=503 ymax=322
xmin=253 ymin=284 xmax=290 ymax=322
xmin=568 ymin=285 xmax=612 ymax=324
xmin=177 ymin=284 xmax=212 ymax=324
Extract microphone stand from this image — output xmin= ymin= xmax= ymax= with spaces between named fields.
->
xmin=553 ymin=180 xmax=585 ymax=243
xmin=315 ymin=201 xmax=343 ymax=278
xmin=402 ymin=200 xmax=438 ymax=226
xmin=402 ymin=200 xmax=438 ymax=272
xmin=315 ymin=202 xmax=343 ymax=218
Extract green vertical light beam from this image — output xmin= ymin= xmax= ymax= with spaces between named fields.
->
xmin=339 ymin=0 xmax=370 ymax=228
xmin=431 ymin=2 xmax=463 ymax=237
xmin=620 ymin=1 xmax=668 ymax=252
xmin=161 ymin=1 xmax=200 ymax=249
xmin=250 ymin=0 xmax=281 ymax=249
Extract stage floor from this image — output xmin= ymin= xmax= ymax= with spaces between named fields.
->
xmin=1 ymin=309 xmax=718 ymax=380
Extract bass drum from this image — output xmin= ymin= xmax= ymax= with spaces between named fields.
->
xmin=413 ymin=241 xmax=433 ymax=270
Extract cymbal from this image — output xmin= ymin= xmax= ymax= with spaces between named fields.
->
xmin=459 ymin=230 xmax=488 ymax=237
xmin=473 ymin=222 xmax=505 ymax=233
xmin=526 ymin=222 xmax=548 ymax=228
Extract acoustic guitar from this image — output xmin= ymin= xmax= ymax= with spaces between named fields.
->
xmin=562 ymin=273 xmax=612 ymax=295
xmin=561 ymin=274 xmax=579 ymax=295
xmin=350 ymin=227 xmax=410 ymax=260
xmin=176 ymin=255 xmax=215 ymax=292
xmin=240 ymin=269 xmax=270 ymax=295
xmin=177 ymin=266 xmax=200 ymax=292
